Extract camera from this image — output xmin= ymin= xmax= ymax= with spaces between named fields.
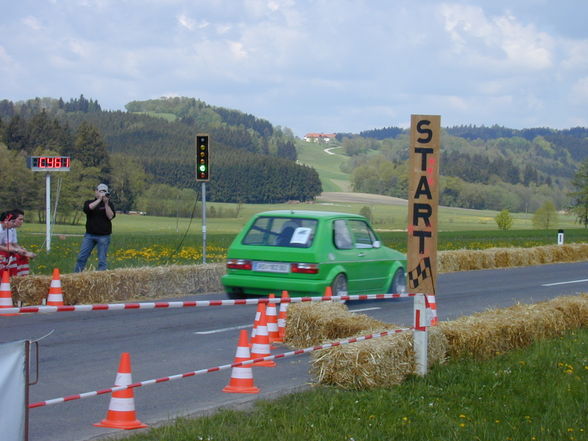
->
xmin=105 ymin=192 xmax=110 ymax=197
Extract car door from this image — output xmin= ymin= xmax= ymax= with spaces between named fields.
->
xmin=346 ymin=219 xmax=390 ymax=292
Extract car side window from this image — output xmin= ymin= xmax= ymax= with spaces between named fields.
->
xmin=333 ymin=220 xmax=353 ymax=249
xmin=348 ymin=220 xmax=377 ymax=248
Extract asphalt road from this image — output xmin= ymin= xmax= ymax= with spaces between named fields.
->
xmin=1 ymin=261 xmax=588 ymax=441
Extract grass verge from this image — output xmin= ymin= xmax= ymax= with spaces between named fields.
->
xmin=122 ymin=329 xmax=587 ymax=441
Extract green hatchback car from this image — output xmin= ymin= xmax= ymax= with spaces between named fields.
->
xmin=222 ymin=210 xmax=407 ymax=298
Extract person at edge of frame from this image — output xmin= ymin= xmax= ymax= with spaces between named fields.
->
xmin=0 ymin=209 xmax=37 ymax=276
xmin=74 ymin=183 xmax=116 ymax=272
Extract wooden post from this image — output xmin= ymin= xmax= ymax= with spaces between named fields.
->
xmin=407 ymin=115 xmax=441 ymax=323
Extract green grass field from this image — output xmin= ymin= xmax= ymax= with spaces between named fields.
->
xmin=296 ymin=139 xmax=351 ymax=192
xmin=16 ymin=209 xmax=588 ymax=275
xmin=121 ymin=329 xmax=587 ymax=441
xmin=13 ymin=142 xmax=588 ymax=275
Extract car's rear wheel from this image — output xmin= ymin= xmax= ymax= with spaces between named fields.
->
xmin=389 ymin=268 xmax=407 ymax=294
xmin=331 ymin=273 xmax=348 ymax=297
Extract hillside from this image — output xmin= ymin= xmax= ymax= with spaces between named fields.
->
xmin=0 ymin=96 xmax=322 ymax=212
xmin=1 ymin=95 xmax=587 ymax=216
xmin=325 ymin=125 xmax=588 ymax=213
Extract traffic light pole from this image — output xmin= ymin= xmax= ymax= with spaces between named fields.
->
xmin=202 ymin=182 xmax=207 ymax=264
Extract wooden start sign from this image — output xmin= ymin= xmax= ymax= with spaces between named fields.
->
xmin=407 ymin=115 xmax=440 ymax=297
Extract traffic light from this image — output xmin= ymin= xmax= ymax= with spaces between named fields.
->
xmin=196 ymin=134 xmax=210 ymax=181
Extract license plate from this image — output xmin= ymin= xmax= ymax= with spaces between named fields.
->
xmin=252 ymin=261 xmax=290 ymax=273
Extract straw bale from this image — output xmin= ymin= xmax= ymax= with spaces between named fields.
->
xmin=287 ymin=293 xmax=586 ymax=390
xmin=284 ymin=302 xmax=396 ymax=348
xmin=310 ymin=327 xmax=447 ymax=390
xmin=438 ymin=294 xmax=588 ymax=360
xmin=439 ymin=243 xmax=588 ymax=273
xmin=10 ymin=263 xmax=226 ymax=305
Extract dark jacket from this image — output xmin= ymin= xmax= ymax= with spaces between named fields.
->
xmin=83 ymin=199 xmax=116 ymax=235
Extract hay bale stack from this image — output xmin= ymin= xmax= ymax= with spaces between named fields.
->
xmin=10 ymin=263 xmax=226 ymax=305
xmin=310 ymin=327 xmax=447 ymax=389
xmin=549 ymin=293 xmax=588 ymax=328
xmin=284 ymin=301 xmax=396 ymax=348
xmin=439 ymin=243 xmax=588 ymax=273
xmin=287 ymin=293 xmax=587 ymax=389
xmin=438 ymin=293 xmax=588 ymax=360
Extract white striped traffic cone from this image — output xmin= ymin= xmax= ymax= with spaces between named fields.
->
xmin=266 ymin=294 xmax=280 ymax=346
xmin=250 ymin=303 xmax=276 ymax=367
xmin=250 ymin=300 xmax=264 ymax=343
xmin=93 ymin=352 xmax=147 ymax=430
xmin=0 ymin=270 xmax=17 ymax=316
xmin=275 ymin=290 xmax=290 ymax=343
xmin=46 ymin=268 xmax=64 ymax=306
xmin=223 ymin=330 xmax=260 ymax=394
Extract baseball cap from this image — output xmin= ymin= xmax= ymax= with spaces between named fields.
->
xmin=96 ymin=183 xmax=109 ymax=192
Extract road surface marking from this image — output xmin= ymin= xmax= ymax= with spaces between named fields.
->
xmin=541 ymin=278 xmax=588 ymax=287
xmin=349 ymin=307 xmax=381 ymax=313
xmin=194 ymin=324 xmax=253 ymax=335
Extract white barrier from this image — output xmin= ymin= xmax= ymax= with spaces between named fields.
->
xmin=23 ymin=292 xmax=430 ymax=438
xmin=0 ymin=340 xmax=27 ymax=441
xmin=0 ymin=293 xmax=415 ymax=315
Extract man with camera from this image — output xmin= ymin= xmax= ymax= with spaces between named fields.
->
xmin=74 ymin=183 xmax=116 ymax=272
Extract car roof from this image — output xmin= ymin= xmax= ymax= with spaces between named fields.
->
xmin=254 ymin=210 xmax=366 ymax=220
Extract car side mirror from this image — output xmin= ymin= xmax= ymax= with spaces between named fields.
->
xmin=373 ymin=240 xmax=381 ymax=248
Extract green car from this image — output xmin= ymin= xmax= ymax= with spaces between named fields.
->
xmin=222 ymin=210 xmax=407 ymax=298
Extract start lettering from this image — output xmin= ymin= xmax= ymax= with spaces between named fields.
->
xmin=412 ymin=203 xmax=432 ymax=227
xmin=414 ymin=147 xmax=434 ymax=171
xmin=414 ymin=176 xmax=432 ymax=199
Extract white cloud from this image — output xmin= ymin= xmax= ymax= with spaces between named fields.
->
xmin=229 ymin=41 xmax=248 ymax=60
xmin=561 ymin=40 xmax=588 ymax=71
xmin=439 ymin=3 xmax=554 ymax=70
xmin=0 ymin=0 xmax=586 ymax=133
xmin=22 ymin=16 xmax=43 ymax=31
xmin=571 ymin=77 xmax=588 ymax=102
xmin=177 ymin=14 xmax=196 ymax=30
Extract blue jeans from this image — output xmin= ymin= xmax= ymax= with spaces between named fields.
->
xmin=74 ymin=233 xmax=111 ymax=272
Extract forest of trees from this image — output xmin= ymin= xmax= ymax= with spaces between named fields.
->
xmin=339 ymin=125 xmax=588 ymax=213
xmin=2 ymin=94 xmax=587 ymax=220
xmin=0 ymin=96 xmax=322 ymax=221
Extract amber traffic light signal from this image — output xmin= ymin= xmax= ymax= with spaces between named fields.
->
xmin=196 ymin=134 xmax=209 ymax=181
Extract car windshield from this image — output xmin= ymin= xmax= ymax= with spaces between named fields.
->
xmin=242 ymin=216 xmax=318 ymax=248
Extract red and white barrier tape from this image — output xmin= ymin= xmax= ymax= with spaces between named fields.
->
xmin=28 ymin=326 xmax=411 ymax=409
xmin=3 ymin=293 xmax=416 ymax=315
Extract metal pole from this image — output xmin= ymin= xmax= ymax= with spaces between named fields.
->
xmin=45 ymin=173 xmax=51 ymax=252
xmin=202 ymin=182 xmax=207 ymax=264
xmin=413 ymin=293 xmax=429 ymax=376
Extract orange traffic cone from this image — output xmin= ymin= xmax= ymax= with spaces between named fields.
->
xmin=324 ymin=285 xmax=333 ymax=299
xmin=0 ymin=271 xmax=17 ymax=316
xmin=46 ymin=268 xmax=64 ymax=306
xmin=94 ymin=352 xmax=147 ymax=430
xmin=266 ymin=294 xmax=280 ymax=345
xmin=222 ymin=330 xmax=260 ymax=394
xmin=250 ymin=301 xmax=264 ymax=344
xmin=275 ymin=290 xmax=290 ymax=343
xmin=250 ymin=304 xmax=276 ymax=367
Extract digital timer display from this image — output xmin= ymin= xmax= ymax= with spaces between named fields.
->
xmin=27 ymin=156 xmax=71 ymax=172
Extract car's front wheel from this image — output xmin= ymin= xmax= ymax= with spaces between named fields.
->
xmin=331 ymin=273 xmax=348 ymax=297
xmin=389 ymin=268 xmax=407 ymax=294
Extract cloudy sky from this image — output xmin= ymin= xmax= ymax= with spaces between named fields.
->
xmin=1 ymin=0 xmax=587 ymax=136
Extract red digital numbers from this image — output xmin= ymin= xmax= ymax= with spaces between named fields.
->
xmin=37 ymin=156 xmax=70 ymax=168
xmin=32 ymin=156 xmax=71 ymax=169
